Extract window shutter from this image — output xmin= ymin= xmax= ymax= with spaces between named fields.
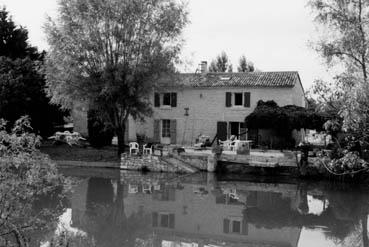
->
xmin=223 ymin=218 xmax=230 ymax=233
xmin=217 ymin=122 xmax=228 ymax=141
xmin=154 ymin=93 xmax=160 ymax=107
xmin=169 ymin=214 xmax=175 ymax=229
xmin=244 ymin=92 xmax=251 ymax=107
xmin=171 ymin=93 xmax=177 ymax=107
xmin=153 ymin=120 xmax=160 ymax=143
xmin=152 ymin=212 xmax=158 ymax=227
xmin=170 ymin=119 xmax=177 ymax=144
xmin=226 ymin=92 xmax=232 ymax=107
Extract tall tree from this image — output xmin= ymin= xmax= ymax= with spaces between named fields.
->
xmin=208 ymin=51 xmax=231 ymax=72
xmin=45 ymin=0 xmax=188 ymax=154
xmin=309 ymin=0 xmax=369 ymax=82
xmin=0 ymin=8 xmax=38 ymax=60
xmin=0 ymin=8 xmax=67 ymax=136
xmin=237 ymin=55 xmax=254 ymax=72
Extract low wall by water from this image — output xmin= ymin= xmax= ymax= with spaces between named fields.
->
xmin=120 ymin=153 xmax=192 ymax=173
xmin=171 ymin=153 xmax=209 ymax=171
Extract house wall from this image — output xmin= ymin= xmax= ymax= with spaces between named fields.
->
xmin=135 ymin=85 xmax=305 ymax=145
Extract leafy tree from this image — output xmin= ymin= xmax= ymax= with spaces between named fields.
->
xmin=309 ymin=0 xmax=369 ymax=135
xmin=237 ymin=55 xmax=254 ymax=72
xmin=45 ymin=0 xmax=188 ymax=154
xmin=0 ymin=8 xmax=67 ymax=137
xmin=208 ymin=51 xmax=231 ymax=72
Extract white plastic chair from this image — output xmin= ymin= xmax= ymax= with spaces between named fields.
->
xmin=143 ymin=144 xmax=153 ymax=155
xmin=129 ymin=142 xmax=139 ymax=155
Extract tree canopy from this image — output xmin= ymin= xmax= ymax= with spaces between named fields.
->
xmin=0 ymin=8 xmax=67 ymax=137
xmin=208 ymin=51 xmax=232 ymax=72
xmin=237 ymin=55 xmax=254 ymax=72
xmin=245 ymin=100 xmax=329 ymax=132
xmin=45 ymin=0 xmax=188 ymax=154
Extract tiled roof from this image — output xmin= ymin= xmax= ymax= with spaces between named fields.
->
xmin=158 ymin=71 xmax=300 ymax=88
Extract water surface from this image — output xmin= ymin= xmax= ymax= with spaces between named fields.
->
xmin=40 ymin=168 xmax=369 ymax=247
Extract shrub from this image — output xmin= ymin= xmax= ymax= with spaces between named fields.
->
xmin=0 ymin=116 xmax=66 ymax=246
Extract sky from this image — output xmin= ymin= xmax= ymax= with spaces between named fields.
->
xmin=0 ymin=0 xmax=335 ymax=89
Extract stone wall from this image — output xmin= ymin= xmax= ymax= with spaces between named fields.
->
xmin=120 ymin=154 xmax=192 ymax=173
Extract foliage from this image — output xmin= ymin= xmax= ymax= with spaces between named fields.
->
xmin=309 ymin=0 xmax=369 ymax=172
xmin=237 ymin=55 xmax=255 ymax=72
xmin=245 ymin=100 xmax=329 ymax=132
xmin=326 ymin=151 xmax=369 ymax=174
xmin=0 ymin=8 xmax=39 ymax=60
xmin=208 ymin=51 xmax=232 ymax=72
xmin=45 ymin=0 xmax=188 ymax=154
xmin=87 ymin=109 xmax=114 ymax=148
xmin=0 ymin=116 xmax=66 ymax=247
xmin=0 ymin=8 xmax=68 ymax=137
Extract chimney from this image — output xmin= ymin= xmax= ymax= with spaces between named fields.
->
xmin=200 ymin=61 xmax=207 ymax=74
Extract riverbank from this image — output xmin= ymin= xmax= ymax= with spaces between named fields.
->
xmin=40 ymin=142 xmax=120 ymax=162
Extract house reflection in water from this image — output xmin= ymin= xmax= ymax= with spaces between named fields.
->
xmin=68 ymin=172 xmax=367 ymax=247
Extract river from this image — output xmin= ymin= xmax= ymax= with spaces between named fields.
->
xmin=36 ymin=168 xmax=369 ymax=247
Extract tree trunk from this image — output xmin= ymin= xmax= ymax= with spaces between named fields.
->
xmin=116 ymin=124 xmax=126 ymax=156
xmin=362 ymin=214 xmax=368 ymax=247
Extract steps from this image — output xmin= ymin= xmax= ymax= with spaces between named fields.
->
xmin=160 ymin=156 xmax=199 ymax=173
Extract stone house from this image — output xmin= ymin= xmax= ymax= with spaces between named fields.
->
xmin=133 ymin=66 xmax=305 ymax=145
xmin=72 ymin=63 xmax=306 ymax=145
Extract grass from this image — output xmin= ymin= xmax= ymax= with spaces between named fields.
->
xmin=40 ymin=141 xmax=120 ymax=162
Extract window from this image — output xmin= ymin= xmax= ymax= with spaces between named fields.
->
xmin=234 ymin=93 xmax=243 ymax=106
xmin=162 ymin=120 xmax=171 ymax=138
xmin=229 ymin=122 xmax=247 ymax=140
xmin=162 ymin=92 xmax=177 ymax=107
xmin=163 ymin=93 xmax=171 ymax=106
xmin=232 ymin=221 xmax=241 ymax=233
xmin=152 ymin=212 xmax=175 ymax=228
xmin=225 ymin=92 xmax=250 ymax=108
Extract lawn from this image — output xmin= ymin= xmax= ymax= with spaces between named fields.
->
xmin=40 ymin=141 xmax=120 ymax=162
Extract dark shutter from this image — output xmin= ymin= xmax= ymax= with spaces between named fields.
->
xmin=169 ymin=214 xmax=175 ymax=229
xmin=152 ymin=212 xmax=158 ymax=227
xmin=170 ymin=119 xmax=177 ymax=144
xmin=226 ymin=92 xmax=232 ymax=107
xmin=154 ymin=93 xmax=160 ymax=107
xmin=153 ymin=120 xmax=160 ymax=143
xmin=223 ymin=218 xmax=230 ymax=233
xmin=244 ymin=92 xmax=251 ymax=107
xmin=217 ymin=121 xmax=227 ymax=141
xmin=171 ymin=93 xmax=177 ymax=107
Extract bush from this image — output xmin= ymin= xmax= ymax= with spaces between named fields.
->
xmin=0 ymin=116 xmax=66 ymax=246
xmin=87 ymin=109 xmax=114 ymax=148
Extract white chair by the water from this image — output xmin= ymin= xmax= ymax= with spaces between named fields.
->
xmin=143 ymin=143 xmax=153 ymax=155
xmin=129 ymin=142 xmax=139 ymax=155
